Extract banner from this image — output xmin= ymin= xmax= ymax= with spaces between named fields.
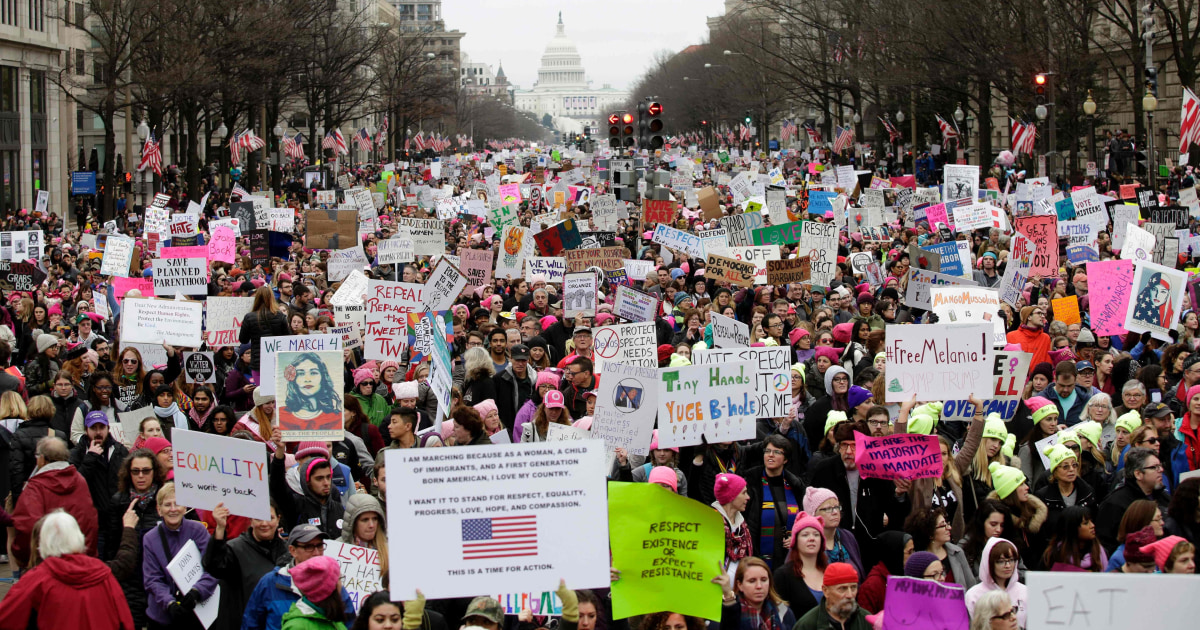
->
xmin=710 ymin=312 xmax=749 ymax=348
xmin=120 ymin=298 xmax=203 ymax=347
xmin=692 ymin=347 xmax=791 ymax=418
xmin=563 ymin=272 xmax=597 ymax=318
xmin=704 ymin=253 xmax=756 ymax=287
xmin=173 ymin=431 xmax=269 ymax=519
xmin=385 ymin=442 xmax=609 ymax=600
xmin=884 ymin=323 xmax=994 ymax=402
xmin=881 ymin=576 xmax=969 ymax=630
xmin=1087 ymin=259 xmax=1134 ymax=337
xmin=364 ymin=280 xmax=424 ymax=361
xmin=657 ymin=360 xmax=758 ymax=448
xmin=765 ymin=257 xmax=811 ymax=285
xmin=258 ymin=334 xmax=344 ymax=396
xmin=613 ymin=285 xmax=658 ymax=322
xmin=608 ymin=482 xmax=723 ymax=621
xmin=324 ymin=541 xmax=382 ymax=610
xmin=276 ymin=350 xmax=344 ymax=441
xmin=854 ymin=432 xmax=943 ymax=480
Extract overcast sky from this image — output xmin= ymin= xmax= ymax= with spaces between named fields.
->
xmin=442 ymin=0 xmax=727 ymax=91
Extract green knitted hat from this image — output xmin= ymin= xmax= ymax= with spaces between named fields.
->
xmin=1043 ymin=443 xmax=1077 ymax=473
xmin=1074 ymin=420 xmax=1103 ymax=448
xmin=824 ymin=410 xmax=849 ymax=437
xmin=989 ymin=461 xmax=1027 ymax=499
xmin=1115 ymin=411 xmax=1142 ymax=435
xmin=982 ymin=413 xmax=1009 ymax=441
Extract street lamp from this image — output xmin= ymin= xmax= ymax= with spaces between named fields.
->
xmin=1083 ymin=90 xmax=1097 ymax=166
xmin=137 ymin=119 xmax=149 ymax=140
xmin=852 ymin=112 xmax=861 ymax=124
xmin=1144 ymin=84 xmax=1158 ymax=188
xmin=895 ymin=110 xmax=904 ymax=123
xmin=215 ymin=122 xmax=227 ymax=140
xmin=954 ymin=104 xmax=965 ymax=160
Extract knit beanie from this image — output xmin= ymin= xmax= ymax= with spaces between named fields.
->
xmin=1124 ymin=525 xmax=1158 ymax=564
xmin=648 ymin=466 xmax=678 ymax=492
xmin=1115 ymin=410 xmax=1142 ymax=435
xmin=791 ymin=364 xmax=806 ymax=383
xmin=1187 ymin=384 xmax=1200 ymax=408
xmin=1056 ymin=430 xmax=1080 ymax=448
xmin=1142 ymin=535 xmax=1188 ymax=570
xmin=904 ymin=551 xmax=940 ymax=578
xmin=982 ymin=413 xmax=1009 ymax=441
xmin=789 ymin=328 xmax=810 ymax=345
xmin=536 ymin=371 xmax=560 ymax=389
xmin=1043 ymin=443 xmax=1076 ymax=473
xmin=36 ymin=334 xmax=57 ymax=354
xmin=989 ymin=461 xmax=1027 ymax=499
xmin=393 ymin=380 xmax=419 ymax=400
xmin=473 ymin=399 xmax=498 ymax=419
xmin=802 ymin=486 xmax=838 ymax=515
xmin=669 ymin=353 xmax=692 ymax=367
xmin=1026 ymin=396 xmax=1058 ymax=425
xmin=814 ymin=346 xmax=840 ymax=362
xmin=252 ymin=387 xmax=274 ymax=407
xmin=290 ymin=555 xmax=341 ymax=603
xmin=789 ymin=511 xmax=825 ymax=546
xmin=906 ymin=404 xmax=939 ymax=436
xmin=353 ymin=367 xmax=375 ymax=388
xmin=295 ymin=441 xmax=331 ymax=460
xmin=824 ymin=410 xmax=849 ymax=438
xmin=714 ymin=473 xmax=748 ymax=505
xmin=1073 ymin=420 xmax=1103 ymax=448
xmin=847 ymin=386 xmax=873 ymax=409
xmin=1019 ymin=306 xmax=1037 ymax=326
xmin=145 ymin=436 xmax=172 ymax=454
xmin=823 ymin=562 xmax=859 ymax=587
xmin=1001 ymin=433 xmax=1017 ymax=460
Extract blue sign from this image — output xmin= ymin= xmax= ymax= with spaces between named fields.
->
xmin=71 ymin=172 xmax=96 ymax=195
xmin=808 ymin=190 xmax=837 ymax=216
xmin=922 ymin=242 xmax=964 ymax=276
xmin=769 ymin=140 xmax=779 ymax=150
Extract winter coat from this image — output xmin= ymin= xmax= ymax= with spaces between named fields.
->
xmin=964 ymin=537 xmax=1028 ymax=628
xmin=68 ymin=434 xmax=130 ymax=529
xmin=809 ymin=455 xmax=909 ymax=549
xmin=1006 ymin=326 xmax=1052 ymax=369
xmin=206 ymin=528 xmax=290 ymax=620
xmin=984 ymin=490 xmax=1049 ymax=563
xmin=740 ymin=465 xmax=808 ymax=564
xmin=50 ymin=392 xmax=85 ymax=440
xmin=24 ymin=356 xmax=59 ymax=397
xmin=348 ymin=391 xmax=391 ymax=427
xmin=11 ymin=461 xmax=99 ymax=565
xmin=107 ymin=485 xmax=163 ymax=629
xmin=240 ymin=310 xmax=291 ymax=371
xmin=142 ymin=519 xmax=220 ymax=625
xmin=225 ymin=363 xmax=256 ymax=411
xmin=461 ymin=371 xmax=497 ymax=406
xmin=512 ymin=397 xmax=539 ymax=442
xmin=792 ymin=598 xmax=873 ymax=630
xmin=270 ymin=454 xmax=346 ymax=538
xmin=713 ymin=500 xmax=753 ymax=568
xmin=1038 ymin=384 xmax=1091 ymax=427
xmin=281 ymin=598 xmax=348 ymax=630
xmin=8 ymin=417 xmax=67 ymax=503
xmin=942 ymin=541 xmax=977 ymax=589
xmin=0 ymin=553 xmax=135 ymax=630
xmin=493 ymin=364 xmax=537 ymax=431
xmin=1096 ymin=481 xmax=1171 ymax=554
xmin=70 ymin=400 xmax=128 ymax=448
xmin=243 ymin=564 xmax=357 ymax=630
xmin=717 ymin=597 xmax=795 ymax=630
xmin=1034 ymin=477 xmax=1099 ymax=535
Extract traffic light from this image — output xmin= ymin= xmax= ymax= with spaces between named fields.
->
xmin=744 ymin=111 xmax=752 ymax=125
xmin=1034 ymin=73 xmax=1047 ymax=103
xmin=1147 ymin=66 xmax=1159 ymax=96
xmin=621 ymin=112 xmax=636 ymax=148
xmin=608 ymin=113 xmax=621 ymax=148
xmin=123 ymin=172 xmax=132 ymax=193
xmin=638 ymin=101 xmax=664 ymax=150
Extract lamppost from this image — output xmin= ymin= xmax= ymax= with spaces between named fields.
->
xmin=273 ymin=123 xmax=284 ymax=193
xmin=215 ymin=122 xmax=228 ymax=189
xmin=136 ymin=120 xmax=149 ymax=204
xmin=1144 ymin=84 xmax=1158 ymax=190
xmin=895 ymin=109 xmax=905 ymax=173
xmin=1083 ymin=90 xmax=1097 ymax=170
xmin=954 ymin=103 xmax=965 ymax=162
xmin=1035 ymin=103 xmax=1048 ymax=159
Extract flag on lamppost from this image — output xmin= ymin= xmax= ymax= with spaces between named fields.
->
xmin=137 ymin=132 xmax=162 ymax=176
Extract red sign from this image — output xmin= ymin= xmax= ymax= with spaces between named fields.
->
xmin=642 ymin=200 xmax=676 ymax=224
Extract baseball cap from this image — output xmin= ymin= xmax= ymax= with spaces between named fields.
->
xmin=1142 ymin=402 xmax=1172 ymax=419
xmin=545 ymin=390 xmax=565 ymax=409
xmin=85 ymin=411 xmax=109 ymax=427
xmin=288 ymin=523 xmax=329 ymax=545
xmin=1075 ymin=361 xmax=1095 ymax=372
xmin=510 ymin=343 xmax=530 ymax=360
xmin=573 ymin=327 xmax=592 ymax=336
xmin=464 ymin=597 xmax=504 ymax=625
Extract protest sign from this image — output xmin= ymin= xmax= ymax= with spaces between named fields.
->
xmin=1026 ymin=571 xmax=1199 ymax=630
xmin=459 ymin=248 xmax=494 ymax=288
xmin=377 ymin=229 xmax=415 ymax=264
xmin=395 ymin=218 xmax=444 ymax=256
xmin=1061 ymin=220 xmax=1098 ymax=264
xmin=884 ymin=323 xmax=994 ymax=402
xmin=692 ymin=347 xmax=791 ymax=418
xmin=1121 ymin=223 xmax=1156 ymax=262
xmin=998 ymin=234 xmax=1036 ymax=308
xmin=165 ymin=540 xmax=220 ymax=629
xmin=939 ymin=350 xmax=1033 ymax=422
xmin=1053 ymin=295 xmax=1081 ymax=325
xmin=704 ymin=253 xmax=756 ymax=287
xmin=525 ymin=257 xmax=567 ymax=283
xmin=1015 ymin=215 xmax=1059 ymax=276
xmin=306 ymin=209 xmax=358 ymax=249
xmin=952 ymin=203 xmax=994 ymax=232
xmin=707 ymin=245 xmax=779 ymax=285
xmin=533 ymin=219 xmax=582 ymax=256
xmin=624 ymin=259 xmax=655 ymax=281
xmin=608 ymin=482 xmax=723 ymax=621
xmin=207 ymin=225 xmax=237 ymax=265
xmin=881 ymin=576 xmax=970 ymax=630
xmin=173 ymin=430 xmax=269 ymax=519
xmin=325 ymin=541 xmax=383 ymax=610
xmin=258 ymin=334 xmax=344 ymax=396
xmin=658 ymin=360 xmax=758 ymax=447
xmin=327 ymin=246 xmax=368 ymax=283
xmin=329 ymin=271 xmax=369 ymax=307
xmin=929 ymin=287 xmax=1006 ymax=347
xmin=642 ymin=199 xmax=676 ymax=224
xmin=1087 ymin=259 xmax=1134 ymax=337
xmin=496 ymin=225 xmax=534 ymax=279
xmin=591 ymin=362 xmax=659 ymax=457
xmin=363 ymin=280 xmax=423 ymax=362
xmin=752 ymin=220 xmax=805 ymax=247
xmin=854 ymin=432 xmax=943 ymax=480
xmin=563 ymin=272 xmax=598 ymax=318
xmin=765 ymin=257 xmax=811 ymax=285
xmin=923 ymin=242 xmax=966 ymax=277
xmin=652 ymin=224 xmax=704 ymax=258
xmin=798 ymin=221 xmax=838 ymax=286
xmin=1110 ymin=204 xmax=1142 ymax=252
xmin=121 ymin=298 xmax=203 ymax=347
xmin=183 ymin=352 xmax=216 ymax=384
xmin=719 ymin=212 xmax=764 ymax=247
xmin=0 ymin=260 xmax=47 ymax=292
xmin=385 ymin=442 xmax=608 ymax=600
xmin=144 ymin=206 xmax=170 ymax=235
xmin=494 ymin=592 xmax=562 ymax=617
xmin=1125 ymin=260 xmax=1188 ymax=341
xmin=613 ymin=285 xmax=659 ymax=322
xmin=270 ymin=207 xmax=295 ymax=232
xmin=422 ymin=259 xmax=468 ymax=312
xmin=100 ymin=234 xmax=135 ymax=277
xmin=152 ymin=257 xmax=207 ymax=296
xmin=275 ymin=350 xmax=344 ymax=441
xmin=710 ymin=312 xmax=750 ymax=348
xmin=903 ymin=268 xmax=978 ymax=310
xmin=592 ymin=322 xmax=657 ymax=376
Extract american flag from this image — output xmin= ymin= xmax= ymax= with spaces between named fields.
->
xmin=412 ymin=131 xmax=427 ymax=151
xmin=739 ymin=124 xmax=751 ymax=142
xmin=239 ymin=128 xmax=266 ymax=152
xmin=832 ymin=124 xmax=855 ymax=154
xmin=137 ymin=132 xmax=163 ymax=176
xmin=1181 ymin=87 xmax=1200 ymax=152
xmin=376 ymin=116 xmax=389 ymax=147
xmin=322 ymin=132 xmax=336 ymax=151
xmin=355 ymin=127 xmax=373 ymax=152
xmin=935 ymin=114 xmax=960 ymax=145
xmin=1011 ymin=119 xmax=1036 ymax=155
xmin=232 ymin=183 xmax=250 ymax=199
xmin=461 ymin=515 xmax=538 ymax=560
xmin=802 ymin=122 xmax=822 ymax=144
xmin=282 ymin=133 xmax=306 ymax=159
xmin=332 ymin=128 xmax=349 ymax=155
xmin=879 ymin=116 xmax=902 ymax=142
xmin=230 ymin=131 xmax=243 ymax=166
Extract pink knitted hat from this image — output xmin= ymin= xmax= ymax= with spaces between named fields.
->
xmin=714 ymin=473 xmax=747 ymax=505
xmin=648 ymin=466 xmax=678 ymax=492
xmin=290 ymin=556 xmax=341 ymax=602
xmin=802 ymin=486 xmax=838 ymax=515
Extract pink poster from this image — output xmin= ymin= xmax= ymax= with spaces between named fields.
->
xmin=209 ymin=226 xmax=237 ymax=264
xmin=1086 ymin=259 xmax=1133 ymax=337
xmin=1015 ymin=215 xmax=1059 ymax=277
xmin=854 ymin=432 xmax=943 ymax=480
xmin=111 ymin=277 xmax=154 ymax=301
xmin=924 ymin=203 xmax=950 ymax=230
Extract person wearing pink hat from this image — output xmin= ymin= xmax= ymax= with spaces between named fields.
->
xmin=284 ymin=555 xmax=348 ymax=627
xmin=520 ymin=389 xmax=573 ymax=442
xmin=1142 ymin=535 xmax=1195 ymax=573
xmin=617 ymin=429 xmax=687 ymax=495
xmin=473 ymin=399 xmax=503 ymax=437
xmin=713 ymin=473 xmax=752 ymax=567
xmin=512 ymin=370 xmax=561 ymax=442
xmin=647 ymin=466 xmax=679 ymax=492
xmin=803 ymin=486 xmax=864 ymax=578
xmin=348 ymin=367 xmax=390 ymax=427
xmin=770 ymin=511 xmax=829 ymax=620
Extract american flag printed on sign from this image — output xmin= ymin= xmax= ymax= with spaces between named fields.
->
xmin=461 ymin=515 xmax=538 ymax=560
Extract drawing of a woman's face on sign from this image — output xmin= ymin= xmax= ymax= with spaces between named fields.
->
xmin=1125 ymin=261 xmax=1188 ymax=341
xmin=276 ymin=350 xmax=344 ymax=441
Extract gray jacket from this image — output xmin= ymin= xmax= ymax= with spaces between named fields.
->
xmin=944 ymin=541 xmax=978 ymax=590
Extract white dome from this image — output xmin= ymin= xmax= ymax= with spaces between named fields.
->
xmin=536 ymin=13 xmax=587 ymax=88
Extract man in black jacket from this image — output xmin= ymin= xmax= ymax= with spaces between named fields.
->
xmin=1096 ymin=447 xmax=1172 ymax=554
xmin=268 ymin=433 xmax=345 ymax=538
xmin=68 ymin=411 xmax=129 ymax=557
xmin=493 ymin=344 xmax=536 ymax=432
xmin=206 ymin=500 xmax=289 ymax=618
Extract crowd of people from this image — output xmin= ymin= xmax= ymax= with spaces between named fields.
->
xmin=0 ymin=140 xmax=1196 ymax=630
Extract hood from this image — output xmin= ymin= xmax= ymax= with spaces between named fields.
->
xmin=875 ymin=530 xmax=912 ymax=575
xmin=976 ymin=537 xmax=1021 ymax=596
xmin=824 ymin=365 xmax=849 ymax=397
xmin=43 ymin=553 xmax=111 ymax=588
xmin=711 ymin=500 xmax=745 ymax=530
xmin=30 ymin=461 xmax=74 ymax=489
xmin=340 ymin=494 xmax=385 ymax=540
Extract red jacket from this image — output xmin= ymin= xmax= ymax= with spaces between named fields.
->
xmin=857 ymin=562 xmax=890 ymax=614
xmin=1007 ymin=326 xmax=1053 ymax=368
xmin=0 ymin=553 xmax=134 ymax=629
xmin=11 ymin=463 xmax=99 ymax=566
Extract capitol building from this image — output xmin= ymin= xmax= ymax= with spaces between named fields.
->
xmin=512 ymin=13 xmax=630 ymax=135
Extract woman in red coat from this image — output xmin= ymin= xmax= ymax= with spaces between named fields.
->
xmin=0 ymin=511 xmax=134 ymax=629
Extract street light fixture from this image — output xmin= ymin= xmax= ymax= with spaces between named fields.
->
xmin=1145 ymin=84 xmax=1158 ymax=188
xmin=852 ymin=113 xmax=861 ymax=124
xmin=1083 ymin=91 xmax=1097 ymax=116
xmin=954 ymin=103 xmax=964 ymax=123
xmin=1035 ymin=104 xmax=1048 ymax=121
xmin=1083 ymin=90 xmax=1096 ymax=166
xmin=215 ymin=122 xmax=227 ymax=139
xmin=895 ymin=110 xmax=904 ymax=123
xmin=137 ymin=119 xmax=149 ymax=140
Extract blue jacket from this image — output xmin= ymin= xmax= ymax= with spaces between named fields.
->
xmin=242 ymin=563 xmax=357 ymax=630
xmin=1037 ymin=385 xmax=1090 ymax=426
xmin=1116 ymin=436 xmax=1189 ymax=493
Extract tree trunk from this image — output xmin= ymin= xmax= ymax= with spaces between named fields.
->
xmin=976 ymin=80 xmax=992 ymax=169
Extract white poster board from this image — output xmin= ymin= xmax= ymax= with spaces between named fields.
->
xmin=165 ymin=540 xmax=220 ymax=629
xmin=710 ymin=312 xmax=749 ymax=348
xmin=151 ymin=257 xmax=208 ymax=296
xmin=657 ymin=360 xmax=758 ymax=448
xmin=884 ymin=323 xmax=995 ymax=402
xmin=173 ymin=431 xmax=269 ymax=519
xmin=120 ymin=298 xmax=203 ymax=347
xmin=324 ymin=540 xmax=383 ymax=610
xmin=591 ymin=322 xmax=657 ymax=377
xmin=257 ymin=334 xmax=344 ymax=396
xmin=693 ymin=347 xmax=791 ymax=419
xmin=591 ymin=362 xmax=659 ymax=457
xmin=204 ymin=296 xmax=254 ymax=347
xmin=1026 ymin=572 xmax=1200 ymax=630
xmin=613 ymin=285 xmax=658 ymax=322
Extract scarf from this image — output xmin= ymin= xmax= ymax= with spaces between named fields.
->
xmin=759 ymin=473 xmax=799 ymax=561
xmin=189 ymin=404 xmax=214 ymax=430
xmin=738 ymin=595 xmax=784 ymax=630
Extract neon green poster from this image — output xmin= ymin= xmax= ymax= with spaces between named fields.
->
xmin=608 ymin=482 xmax=724 ymax=621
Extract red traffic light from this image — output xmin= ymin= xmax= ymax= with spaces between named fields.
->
xmin=700 ymin=120 xmax=707 ymax=125
xmin=608 ymin=113 xmax=620 ymax=125
xmin=647 ymin=102 xmax=662 ymax=116
xmin=622 ymin=113 xmax=634 ymax=124
xmin=1034 ymin=74 xmax=1046 ymax=85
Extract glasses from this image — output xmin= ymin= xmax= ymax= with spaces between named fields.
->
xmin=130 ymin=468 xmax=153 ymax=476
xmin=768 ymin=323 xmax=783 ymax=329
xmin=292 ymin=541 xmax=326 ymax=551
xmin=923 ymin=570 xmax=947 ymax=579
xmin=867 ymin=420 xmax=889 ymax=428
xmin=991 ymin=610 xmax=1018 ymax=622
xmin=937 ymin=521 xmax=952 ymax=529
xmin=837 ymin=442 xmax=856 ymax=453
xmin=817 ymin=505 xmax=842 ymax=515
xmin=1142 ymin=438 xmax=1160 ymax=445
xmin=817 ymin=339 xmax=834 ymax=346
xmin=764 ymin=448 xmax=786 ymax=456
xmin=1141 ymin=464 xmax=1164 ymax=472
xmin=121 ymin=358 xmax=139 ymax=365
xmin=996 ymin=558 xmax=1017 ymax=567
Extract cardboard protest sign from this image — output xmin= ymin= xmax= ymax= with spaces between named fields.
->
xmin=1052 ymin=295 xmax=1081 ymax=325
xmin=704 ymin=253 xmax=756 ymax=287
xmin=719 ymin=212 xmax=764 ymax=247
xmin=692 ymin=347 xmax=791 ymax=419
xmin=275 ymin=350 xmax=344 ymax=442
xmin=591 ymin=362 xmax=659 ymax=458
xmin=642 ymin=199 xmax=676 ymax=224
xmin=798 ymin=221 xmax=838 ymax=287
xmin=121 ymin=298 xmax=203 ymax=347
xmin=707 ymin=245 xmax=779 ymax=285
xmin=1087 ymin=259 xmax=1134 ymax=337
xmin=385 ymin=442 xmax=609 ymax=600
xmin=422 ymin=259 xmax=468 ymax=312
xmin=854 ymin=432 xmax=943 ymax=480
xmin=459 ymin=248 xmax=494 ymax=288
xmin=592 ymin=322 xmax=657 ymax=376
xmin=100 ymin=234 xmax=135 ymax=277
xmin=608 ymin=482 xmax=723 ymax=621
xmin=930 ymin=287 xmax=1006 ymax=347
xmin=765 ymin=257 xmax=811 ymax=285
xmin=613 ymin=285 xmax=659 ymax=322
xmin=563 ymin=272 xmax=598 ymax=318
xmin=884 ymin=323 xmax=994 ymax=402
xmin=1125 ymin=260 xmax=1188 ymax=341
xmin=151 ymin=257 xmax=207 ymax=296
xmin=364 ymin=280 xmax=423 ymax=362
xmin=258 ymin=334 xmax=344 ymax=396
xmin=324 ymin=541 xmax=382 ymax=610
xmin=0 ymin=260 xmax=47 ymax=292
xmin=173 ymin=431 xmax=269 ymax=519
xmin=1026 ymin=571 xmax=1199 ymax=630
xmin=698 ymin=186 xmax=722 ymax=221
xmin=1015 ymin=215 xmax=1058 ymax=277
xmin=658 ymin=360 xmax=757 ymax=447
xmin=881 ymin=576 xmax=970 ymax=630
xmin=306 ymin=208 xmax=358 ymax=249
xmin=183 ymin=352 xmax=216 ymax=384
xmin=903 ymin=269 xmax=978 ymax=310
xmin=395 ymin=218 xmax=444 ymax=257
xmin=710 ymin=312 xmax=749 ymax=348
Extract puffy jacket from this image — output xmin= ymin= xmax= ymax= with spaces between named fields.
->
xmin=8 ymin=417 xmax=66 ymax=503
xmin=512 ymin=397 xmax=539 ymax=443
xmin=50 ymin=393 xmax=85 ymax=440
xmin=964 ymin=537 xmax=1028 ymax=628
xmin=69 ymin=434 xmax=130 ymax=526
xmin=240 ymin=310 xmax=290 ymax=371
xmin=243 ymin=564 xmax=357 ymax=630
xmin=141 ymin=519 xmax=219 ymax=625
xmin=107 ymin=486 xmax=163 ymax=629
xmin=281 ymin=597 xmax=347 ymax=630
xmin=24 ymin=356 xmax=59 ymax=397
xmin=206 ymin=527 xmax=290 ymax=619
xmin=348 ymin=391 xmax=391 ymax=427
xmin=1170 ymin=416 xmax=1197 ymax=491
xmin=493 ymin=364 xmax=537 ymax=431
xmin=1037 ymin=384 xmax=1091 ymax=427
xmin=0 ymin=553 xmax=134 ymax=630
xmin=11 ymin=461 xmax=99 ymax=565
xmin=1006 ymin=327 xmax=1052 ymax=368
xmin=270 ymin=454 xmax=346 ymax=538
xmin=1035 ymin=477 xmax=1099 ymax=535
